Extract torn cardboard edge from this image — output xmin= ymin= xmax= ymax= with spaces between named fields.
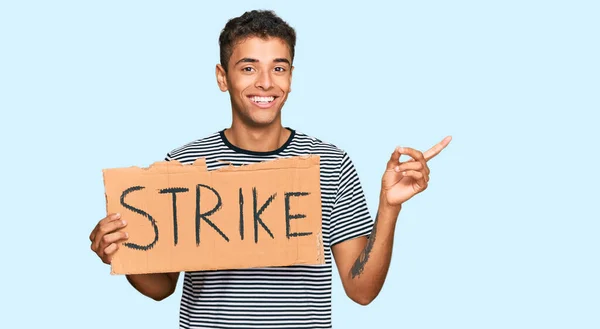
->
xmin=103 ymin=154 xmax=319 ymax=173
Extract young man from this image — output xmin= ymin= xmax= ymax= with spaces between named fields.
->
xmin=90 ymin=10 xmax=451 ymax=329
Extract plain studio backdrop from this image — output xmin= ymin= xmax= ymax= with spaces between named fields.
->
xmin=1 ymin=0 xmax=598 ymax=328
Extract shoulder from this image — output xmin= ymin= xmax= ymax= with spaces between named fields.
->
xmin=165 ymin=131 xmax=224 ymax=163
xmin=291 ymin=131 xmax=363 ymax=183
xmin=290 ymin=130 xmax=360 ymax=174
xmin=291 ymin=130 xmax=349 ymax=162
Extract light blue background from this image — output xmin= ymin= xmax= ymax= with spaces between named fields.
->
xmin=1 ymin=0 xmax=598 ymax=328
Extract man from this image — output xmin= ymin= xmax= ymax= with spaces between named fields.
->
xmin=90 ymin=9 xmax=451 ymax=329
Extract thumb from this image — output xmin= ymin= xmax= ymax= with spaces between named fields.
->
xmin=386 ymin=146 xmax=402 ymax=171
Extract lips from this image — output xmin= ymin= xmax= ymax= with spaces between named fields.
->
xmin=248 ymin=95 xmax=279 ymax=109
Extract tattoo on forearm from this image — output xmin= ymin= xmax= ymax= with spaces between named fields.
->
xmin=350 ymin=215 xmax=379 ymax=279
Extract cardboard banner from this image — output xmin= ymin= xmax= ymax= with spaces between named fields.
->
xmin=102 ymin=155 xmax=324 ymax=275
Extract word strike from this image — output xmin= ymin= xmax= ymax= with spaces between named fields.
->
xmin=119 ymin=184 xmax=312 ymax=251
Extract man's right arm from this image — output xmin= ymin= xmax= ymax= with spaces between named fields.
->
xmin=126 ymin=272 xmax=180 ymax=301
xmin=90 ymin=213 xmax=180 ymax=301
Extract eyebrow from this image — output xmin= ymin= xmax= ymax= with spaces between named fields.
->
xmin=234 ymin=57 xmax=291 ymax=66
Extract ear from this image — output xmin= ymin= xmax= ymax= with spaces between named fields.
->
xmin=216 ymin=64 xmax=228 ymax=92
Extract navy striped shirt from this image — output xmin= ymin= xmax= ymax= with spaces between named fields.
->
xmin=166 ymin=128 xmax=373 ymax=329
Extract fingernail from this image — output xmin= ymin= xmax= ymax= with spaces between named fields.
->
xmin=121 ymin=220 xmax=127 ymax=226
xmin=398 ymin=147 xmax=404 ymax=152
xmin=114 ymin=213 xmax=121 ymax=219
xmin=125 ymin=232 xmax=129 ymax=238
xmin=394 ymin=166 xmax=400 ymax=172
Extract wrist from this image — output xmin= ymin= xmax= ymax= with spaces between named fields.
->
xmin=379 ymin=190 xmax=402 ymax=215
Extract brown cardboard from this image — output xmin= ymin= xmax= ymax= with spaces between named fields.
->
xmin=102 ymin=155 xmax=324 ymax=275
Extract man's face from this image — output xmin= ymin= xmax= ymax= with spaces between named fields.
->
xmin=216 ymin=36 xmax=293 ymax=128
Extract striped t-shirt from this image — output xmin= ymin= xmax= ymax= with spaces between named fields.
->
xmin=165 ymin=128 xmax=373 ymax=329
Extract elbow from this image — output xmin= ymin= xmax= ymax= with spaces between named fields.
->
xmin=347 ymin=289 xmax=379 ymax=306
xmin=150 ymin=294 xmax=169 ymax=302
xmin=149 ymin=289 xmax=175 ymax=302
xmin=147 ymin=284 xmax=177 ymax=302
xmin=125 ymin=274 xmax=178 ymax=302
xmin=342 ymin=273 xmax=385 ymax=306
xmin=352 ymin=294 xmax=376 ymax=306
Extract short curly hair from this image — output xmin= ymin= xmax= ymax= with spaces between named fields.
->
xmin=218 ymin=10 xmax=296 ymax=72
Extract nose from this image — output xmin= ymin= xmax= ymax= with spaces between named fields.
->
xmin=255 ymin=70 xmax=273 ymax=90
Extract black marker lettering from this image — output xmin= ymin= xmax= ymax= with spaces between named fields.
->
xmin=159 ymin=187 xmax=189 ymax=246
xmin=253 ymin=187 xmax=275 ymax=243
xmin=285 ymin=191 xmax=312 ymax=239
xmin=239 ymin=187 xmax=244 ymax=240
xmin=195 ymin=184 xmax=229 ymax=245
xmin=120 ymin=186 xmax=158 ymax=251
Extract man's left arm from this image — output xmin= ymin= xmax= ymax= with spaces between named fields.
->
xmin=332 ymin=193 xmax=400 ymax=305
xmin=333 ymin=136 xmax=452 ymax=305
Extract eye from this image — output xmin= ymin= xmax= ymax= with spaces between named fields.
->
xmin=242 ymin=67 xmax=255 ymax=72
xmin=274 ymin=67 xmax=286 ymax=72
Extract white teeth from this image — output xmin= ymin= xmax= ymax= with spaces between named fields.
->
xmin=250 ymin=96 xmax=275 ymax=103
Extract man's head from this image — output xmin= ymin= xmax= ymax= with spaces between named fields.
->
xmin=216 ymin=10 xmax=297 ymax=128
xmin=218 ymin=10 xmax=296 ymax=73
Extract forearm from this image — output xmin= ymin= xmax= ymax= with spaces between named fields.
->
xmin=346 ymin=194 xmax=401 ymax=305
xmin=126 ymin=273 xmax=178 ymax=301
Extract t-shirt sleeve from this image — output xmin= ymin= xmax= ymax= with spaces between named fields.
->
xmin=329 ymin=151 xmax=374 ymax=246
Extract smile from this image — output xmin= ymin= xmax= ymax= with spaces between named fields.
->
xmin=248 ymin=95 xmax=278 ymax=108
xmin=249 ymin=96 xmax=276 ymax=103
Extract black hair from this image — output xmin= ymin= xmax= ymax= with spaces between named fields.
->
xmin=219 ymin=10 xmax=296 ymax=72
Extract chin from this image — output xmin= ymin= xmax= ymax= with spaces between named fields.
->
xmin=242 ymin=106 xmax=282 ymax=126
xmin=246 ymin=115 xmax=280 ymax=127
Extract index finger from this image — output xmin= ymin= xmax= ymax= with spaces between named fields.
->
xmin=423 ymin=136 xmax=452 ymax=162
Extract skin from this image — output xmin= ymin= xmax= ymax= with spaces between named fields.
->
xmin=216 ymin=36 xmax=294 ymax=153
xmin=89 ymin=35 xmax=452 ymax=304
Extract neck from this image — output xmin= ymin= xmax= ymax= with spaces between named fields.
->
xmin=224 ymin=121 xmax=291 ymax=153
